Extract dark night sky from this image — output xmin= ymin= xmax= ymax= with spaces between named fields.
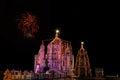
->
xmin=0 ymin=0 xmax=119 ymax=75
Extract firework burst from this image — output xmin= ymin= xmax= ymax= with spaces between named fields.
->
xmin=17 ymin=12 xmax=39 ymax=38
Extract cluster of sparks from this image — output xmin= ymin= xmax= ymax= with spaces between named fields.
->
xmin=17 ymin=12 xmax=39 ymax=38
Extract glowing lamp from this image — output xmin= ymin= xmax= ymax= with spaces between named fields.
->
xmin=56 ymin=29 xmax=59 ymax=34
xmin=81 ymin=41 xmax=84 ymax=45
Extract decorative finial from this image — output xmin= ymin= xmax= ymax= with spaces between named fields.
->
xmin=81 ymin=41 xmax=84 ymax=49
xmin=55 ymin=29 xmax=59 ymax=37
xmin=81 ymin=41 xmax=84 ymax=45
xmin=56 ymin=29 xmax=59 ymax=33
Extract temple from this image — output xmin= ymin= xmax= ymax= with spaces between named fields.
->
xmin=75 ymin=42 xmax=92 ymax=78
xmin=34 ymin=29 xmax=74 ymax=75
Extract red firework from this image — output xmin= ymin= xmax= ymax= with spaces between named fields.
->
xmin=17 ymin=12 xmax=39 ymax=37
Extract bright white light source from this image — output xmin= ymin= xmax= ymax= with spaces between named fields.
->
xmin=81 ymin=41 xmax=84 ymax=45
xmin=56 ymin=29 xmax=59 ymax=33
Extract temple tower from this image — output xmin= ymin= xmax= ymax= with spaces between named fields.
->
xmin=75 ymin=42 xmax=92 ymax=78
xmin=34 ymin=29 xmax=74 ymax=74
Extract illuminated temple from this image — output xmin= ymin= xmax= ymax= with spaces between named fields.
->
xmin=34 ymin=30 xmax=74 ymax=75
xmin=75 ymin=42 xmax=92 ymax=78
xmin=3 ymin=30 xmax=120 ymax=80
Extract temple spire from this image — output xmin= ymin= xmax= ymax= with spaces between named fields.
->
xmin=80 ymin=41 xmax=84 ymax=50
xmin=55 ymin=29 xmax=59 ymax=37
xmin=75 ymin=41 xmax=92 ymax=77
xmin=51 ymin=29 xmax=61 ymax=43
